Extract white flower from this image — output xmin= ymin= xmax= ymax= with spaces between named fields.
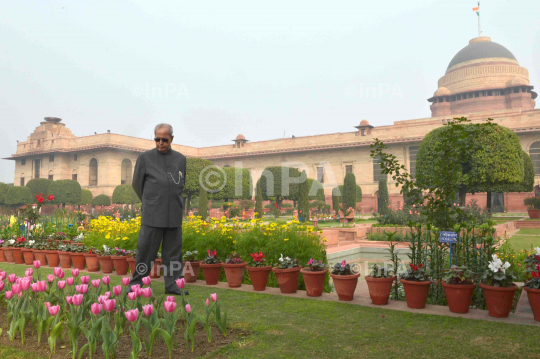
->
xmin=279 ymin=254 xmax=284 ymax=262
xmin=285 ymin=257 xmax=291 ymax=261
xmin=487 ymin=254 xmax=511 ymax=274
xmin=29 ymin=240 xmax=35 ymax=246
xmin=8 ymin=239 xmax=15 ymax=245
xmin=535 ymin=247 xmax=540 ymax=256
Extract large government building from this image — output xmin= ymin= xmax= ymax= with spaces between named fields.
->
xmin=4 ymin=36 xmax=540 ymax=212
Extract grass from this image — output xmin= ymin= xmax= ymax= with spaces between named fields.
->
xmin=507 ymin=235 xmax=540 ymax=251
xmin=1 ymin=263 xmax=540 ymax=358
xmin=517 ymin=228 xmax=540 ymax=235
xmin=492 ymin=217 xmax=523 ymax=224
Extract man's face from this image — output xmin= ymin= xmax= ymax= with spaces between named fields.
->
xmin=155 ymin=127 xmax=173 ymax=153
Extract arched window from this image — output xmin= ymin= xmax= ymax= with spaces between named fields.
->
xmin=89 ymin=158 xmax=98 ymax=186
xmin=530 ymin=142 xmax=540 ymax=175
xmin=121 ymin=159 xmax=133 ymax=185
xmin=373 ymin=155 xmax=386 ymax=182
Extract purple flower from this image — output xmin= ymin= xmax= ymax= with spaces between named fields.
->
xmin=308 ymin=258 xmax=314 ymax=265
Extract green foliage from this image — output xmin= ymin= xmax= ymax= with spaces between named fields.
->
xmin=208 ymin=167 xmax=253 ymax=202
xmin=335 ymin=184 xmax=362 ymax=204
xmin=342 ymin=172 xmax=357 ymax=210
xmin=331 ymin=187 xmax=340 ymax=212
xmin=524 ymin=197 xmax=540 ymax=210
xmin=306 ymin=179 xmax=325 ymax=201
xmin=183 ymin=157 xmax=214 ymax=199
xmin=259 ymin=166 xmax=302 ymax=205
xmin=5 ymin=186 xmax=33 ymax=206
xmin=80 ymin=189 xmax=93 ymax=205
xmin=309 ymin=200 xmax=330 ymax=211
xmin=198 ymin=186 xmax=208 ymax=220
xmin=49 ymin=180 xmax=82 ymax=205
xmin=487 ymin=150 xmax=534 ymax=193
xmin=112 ymin=184 xmax=141 ymax=204
xmin=298 ymin=170 xmax=309 ymax=222
xmin=239 ymin=199 xmax=254 ymax=210
xmin=0 ymin=182 xmax=10 ymax=204
xmin=25 ymin=178 xmax=53 ymax=197
xmin=92 ymin=194 xmax=111 ymax=206
xmin=378 ymin=179 xmax=389 ymax=214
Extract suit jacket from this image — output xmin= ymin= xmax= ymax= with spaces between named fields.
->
xmin=132 ymin=148 xmax=186 ymax=228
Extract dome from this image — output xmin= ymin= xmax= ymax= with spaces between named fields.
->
xmin=433 ymin=87 xmax=451 ymax=97
xmin=44 ymin=117 xmax=62 ymax=123
xmin=359 ymin=119 xmax=369 ymax=126
xmin=447 ymin=37 xmax=516 ymax=71
xmin=506 ymin=76 xmax=528 ymax=87
xmin=235 ymin=134 xmax=246 ymax=141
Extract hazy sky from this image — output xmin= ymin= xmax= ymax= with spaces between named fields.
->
xmin=1 ymin=0 xmax=539 ymax=183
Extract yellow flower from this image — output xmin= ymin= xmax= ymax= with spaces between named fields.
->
xmin=233 ymin=240 xmax=237 ymax=244
xmin=105 ymin=234 xmax=111 ymax=239
xmin=122 ymin=237 xmax=128 ymax=240
xmin=284 ymin=238 xmax=289 ymax=241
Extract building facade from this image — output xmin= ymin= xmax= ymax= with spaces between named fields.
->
xmin=4 ymin=37 xmax=540 ymax=212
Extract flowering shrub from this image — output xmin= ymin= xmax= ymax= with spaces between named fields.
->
xmin=524 ymin=247 xmax=540 ymax=278
xmin=331 ymin=260 xmax=354 ymax=275
xmin=442 ymin=265 xmax=475 ymax=285
xmin=307 ymin=258 xmax=327 ymax=272
xmin=482 ymin=254 xmax=516 ymax=287
xmin=400 ymin=263 xmax=430 ymax=282
xmin=225 ymin=252 xmax=242 ymax=264
xmin=525 ymin=268 xmax=540 ymax=289
xmin=274 ymin=254 xmax=299 ymax=269
xmin=204 ymin=250 xmax=221 ymax=264
xmin=248 ymin=252 xmax=267 ymax=267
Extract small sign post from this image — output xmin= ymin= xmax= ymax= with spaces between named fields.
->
xmin=439 ymin=231 xmax=458 ymax=267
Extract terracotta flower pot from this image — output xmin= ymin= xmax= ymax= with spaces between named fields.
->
xmin=12 ymin=248 xmax=25 ymax=264
xmin=84 ymin=253 xmax=100 ymax=272
xmin=33 ymin=250 xmax=48 ymax=266
xmin=222 ymin=262 xmax=248 ymax=288
xmin=365 ymin=276 xmax=396 ymax=305
xmin=44 ymin=250 xmax=60 ymax=267
xmin=273 ymin=266 xmax=302 ymax=294
xmin=22 ymin=248 xmax=34 ymax=265
xmin=480 ymin=282 xmax=518 ymax=318
xmin=442 ymin=282 xmax=476 ymax=314
xmin=127 ymin=257 xmax=136 ymax=274
xmin=58 ymin=252 xmax=72 ymax=268
xmin=0 ymin=248 xmax=6 ymax=262
xmin=150 ymin=258 xmax=162 ymax=278
xmin=200 ymin=262 xmax=222 ymax=284
xmin=111 ymin=256 xmax=129 ymax=275
xmin=301 ymin=268 xmax=328 ymax=297
xmin=3 ymin=248 xmax=14 ymax=262
xmin=401 ymin=279 xmax=432 ymax=309
xmin=330 ymin=272 xmax=361 ymax=301
xmin=183 ymin=261 xmax=201 ymax=283
xmin=524 ymin=286 xmax=540 ymax=322
xmin=70 ymin=253 xmax=86 ymax=270
xmin=98 ymin=256 xmax=114 ymax=274
xmin=247 ymin=265 xmax=272 ymax=291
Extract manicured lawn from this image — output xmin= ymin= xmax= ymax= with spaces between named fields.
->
xmin=1 ymin=263 xmax=540 ymax=358
xmin=507 ymin=235 xmax=540 ymax=251
xmin=492 ymin=217 xmax=524 ymax=224
xmin=517 ymin=228 xmax=540 ymax=235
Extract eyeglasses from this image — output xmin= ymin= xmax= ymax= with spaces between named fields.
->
xmin=154 ymin=137 xmax=170 ymax=143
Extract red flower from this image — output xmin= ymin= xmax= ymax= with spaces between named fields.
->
xmin=532 ymin=272 xmax=539 ymax=278
xmin=48 ymin=195 xmax=54 ymax=201
xmin=274 ymin=203 xmax=278 ymax=208
xmin=409 ymin=264 xmax=414 ymax=268
xmin=16 ymin=237 xmax=26 ymax=243
xmin=207 ymin=249 xmax=217 ymax=258
xmin=419 ymin=264 xmax=423 ymax=268
xmin=37 ymin=196 xmax=44 ymax=203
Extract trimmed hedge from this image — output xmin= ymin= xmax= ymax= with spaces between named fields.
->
xmin=49 ymin=180 xmax=82 ymax=205
xmin=93 ymin=194 xmax=111 ymax=206
xmin=5 ymin=186 xmax=33 ymax=206
xmin=112 ymin=184 xmax=141 ymax=204
xmin=80 ymin=189 xmax=93 ymax=205
xmin=0 ymin=182 xmax=10 ymax=205
xmin=26 ymin=178 xmax=53 ymax=197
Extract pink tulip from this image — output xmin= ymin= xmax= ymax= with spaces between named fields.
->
xmin=130 ymin=284 xmax=141 ymax=292
xmin=45 ymin=302 xmax=51 ymax=309
xmin=20 ymin=278 xmax=31 ymax=291
xmin=72 ymin=294 xmax=84 ymax=306
xmin=16 ymin=277 xmax=22 ymax=284
xmin=67 ymin=277 xmax=75 ymax=286
xmin=210 ymin=293 xmax=217 ymax=302
xmin=91 ymin=303 xmax=103 ymax=315
xmin=135 ymin=287 xmax=142 ymax=298
xmin=54 ymin=267 xmax=62 ymax=277
xmin=25 ymin=268 xmax=33 ymax=277
xmin=104 ymin=291 xmax=111 ymax=299
xmin=37 ymin=280 xmax=47 ymax=292
xmin=185 ymin=304 xmax=192 ymax=314
xmin=166 ymin=296 xmax=175 ymax=302
xmin=33 ymin=260 xmax=41 ymax=269
xmin=164 ymin=301 xmax=177 ymax=313
xmin=48 ymin=305 xmax=60 ymax=316
xmin=5 ymin=291 xmax=13 ymax=299
xmin=122 ymin=277 xmax=130 ymax=286
xmin=103 ymin=299 xmax=116 ymax=312
xmin=31 ymin=283 xmax=39 ymax=292
xmin=206 ymin=298 xmax=210 ymax=306
xmin=57 ymin=270 xmax=65 ymax=279
xmin=8 ymin=274 xmax=17 ymax=283
xmin=0 ymin=271 xmax=6 ymax=280
xmin=91 ymin=279 xmax=101 ymax=288
xmin=58 ymin=280 xmax=66 ymax=289
xmin=143 ymin=304 xmax=154 ymax=316
xmin=12 ymin=283 xmax=21 ymax=295
xmin=142 ymin=276 xmax=151 ymax=286
xmin=176 ymin=278 xmax=185 ymax=289
xmin=142 ymin=287 xmax=152 ymax=298
xmin=71 ymin=268 xmax=79 ymax=277
xmin=76 ymin=284 xmax=89 ymax=294
xmin=102 ymin=276 xmax=110 ymax=285
xmin=98 ymin=295 xmax=108 ymax=304
xmin=0 ymin=281 xmax=4 ymax=291
xmin=125 ymin=308 xmax=139 ymax=322
xmin=113 ymin=285 xmax=122 ymax=296
xmin=128 ymin=292 xmax=137 ymax=301
xmin=80 ymin=276 xmax=90 ymax=285
xmin=47 ymin=274 xmax=55 ymax=283
xmin=66 ymin=296 xmax=73 ymax=305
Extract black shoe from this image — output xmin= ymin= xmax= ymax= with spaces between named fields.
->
xmin=125 ymin=287 xmax=132 ymax=295
xmin=165 ymin=289 xmax=189 ymax=296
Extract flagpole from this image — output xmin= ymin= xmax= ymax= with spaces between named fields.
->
xmin=478 ymin=2 xmax=481 ymax=37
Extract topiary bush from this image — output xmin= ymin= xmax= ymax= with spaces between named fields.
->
xmin=0 ymin=182 xmax=10 ymax=205
xmin=25 ymin=178 xmax=53 ymax=197
xmin=92 ymin=194 xmax=111 ymax=206
xmin=5 ymin=186 xmax=33 ymax=207
xmin=49 ymin=180 xmax=82 ymax=206
xmin=80 ymin=189 xmax=93 ymax=205
xmin=112 ymin=184 xmax=141 ymax=204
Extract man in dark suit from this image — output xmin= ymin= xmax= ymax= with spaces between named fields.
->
xmin=127 ymin=123 xmax=188 ymax=295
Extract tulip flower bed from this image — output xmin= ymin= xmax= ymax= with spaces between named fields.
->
xmin=0 ymin=261 xmax=238 ymax=358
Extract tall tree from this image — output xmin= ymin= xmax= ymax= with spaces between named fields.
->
xmin=255 ymin=179 xmax=264 ymax=219
xmin=336 ymin=184 xmax=362 ymax=204
xmin=26 ymin=178 xmax=53 ymax=197
xmin=198 ymin=186 xmax=208 ymax=220
xmin=343 ymin=172 xmax=357 ymax=210
xmin=183 ymin=157 xmax=214 ymax=215
xmin=49 ymin=180 xmax=82 ymax=207
xmin=298 ymin=170 xmax=310 ymax=222
xmin=259 ymin=166 xmax=302 ymax=208
xmin=208 ymin=167 xmax=253 ymax=206
xmin=378 ymin=179 xmax=389 ymax=214
xmin=0 ymin=182 xmax=10 ymax=205
xmin=332 ymin=187 xmax=340 ymax=213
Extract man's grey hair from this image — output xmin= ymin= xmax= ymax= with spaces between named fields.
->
xmin=154 ymin=123 xmax=173 ymax=137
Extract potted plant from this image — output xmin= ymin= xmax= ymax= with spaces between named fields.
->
xmin=365 ymin=264 xmax=395 ymax=305
xmin=57 ymin=244 xmax=73 ymax=268
xmin=70 ymin=244 xmax=88 ymax=270
xmin=126 ymin=250 xmax=137 ymax=274
xmin=480 ymin=253 xmax=517 ymax=318
xmin=33 ymin=241 xmax=48 ymax=266
xmin=182 ymin=250 xmax=200 ymax=282
xmin=246 ymin=251 xmax=272 ymax=291
xmin=524 ymin=197 xmax=540 ymax=219
xmin=300 ymin=258 xmax=328 ymax=297
xmin=400 ymin=263 xmax=431 ymax=309
xmin=441 ymin=265 xmax=476 ymax=314
xmin=97 ymin=245 xmax=114 ymax=274
xmin=222 ymin=252 xmax=247 ymax=288
xmin=22 ymin=239 xmax=36 ymax=265
xmin=150 ymin=252 xmax=162 ymax=278
xmin=524 ymin=247 xmax=540 ymax=279
xmin=523 ymin=266 xmax=540 ymax=322
xmin=111 ymin=247 xmax=129 ymax=275
xmin=12 ymin=236 xmax=27 ymax=264
xmin=84 ymin=247 xmax=100 ymax=272
xmin=272 ymin=254 xmax=302 ymax=294
xmin=0 ymin=240 xmax=5 ymax=262
xmin=2 ymin=239 xmax=15 ymax=262
xmin=44 ymin=241 xmax=60 ymax=267
xmin=200 ymin=250 xmax=222 ymax=285
xmin=330 ymin=260 xmax=360 ymax=301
